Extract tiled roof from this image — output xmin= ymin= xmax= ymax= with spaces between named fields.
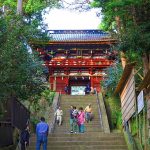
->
xmin=47 ymin=30 xmax=110 ymax=41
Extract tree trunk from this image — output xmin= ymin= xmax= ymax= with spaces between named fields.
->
xmin=142 ymin=52 xmax=150 ymax=150
xmin=142 ymin=52 xmax=150 ymax=76
xmin=115 ymin=16 xmax=121 ymax=32
xmin=120 ymin=51 xmax=127 ymax=69
xmin=17 ymin=0 xmax=23 ymax=14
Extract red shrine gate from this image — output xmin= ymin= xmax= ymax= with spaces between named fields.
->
xmin=34 ymin=30 xmax=117 ymax=94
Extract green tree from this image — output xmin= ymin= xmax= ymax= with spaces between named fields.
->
xmin=92 ymin=1 xmax=150 ymax=149
xmin=91 ymin=0 xmax=150 ymax=75
xmin=101 ymin=62 xmax=123 ymax=94
xmin=0 ymin=0 xmax=59 ymax=14
xmin=0 ymin=14 xmax=45 ymax=101
xmin=0 ymin=0 xmax=59 ymax=116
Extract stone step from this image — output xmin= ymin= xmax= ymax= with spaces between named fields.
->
xmin=30 ymin=136 xmax=126 ymax=141
xmin=61 ymin=98 xmax=96 ymax=100
xmin=62 ymin=111 xmax=99 ymax=115
xmin=57 ymin=123 xmax=102 ymax=127
xmin=61 ymin=104 xmax=96 ymax=106
xmin=61 ymin=113 xmax=99 ymax=116
xmin=60 ymin=98 xmax=97 ymax=102
xmin=61 ymin=110 xmax=99 ymax=114
xmin=60 ymin=106 xmax=99 ymax=110
xmin=29 ymin=140 xmax=126 ymax=146
xmin=59 ymin=106 xmax=98 ymax=109
xmin=30 ymin=132 xmax=125 ymax=138
xmin=54 ymin=122 xmax=102 ymax=127
xmin=54 ymin=124 xmax=102 ymax=131
xmin=59 ymin=113 xmax=99 ymax=117
xmin=28 ymin=145 xmax=128 ymax=150
xmin=60 ymin=112 xmax=99 ymax=116
xmin=60 ymin=102 xmax=98 ymax=104
xmin=61 ymin=115 xmax=100 ymax=119
xmin=60 ymin=118 xmax=101 ymax=121
xmin=62 ymin=119 xmax=100 ymax=121
xmin=61 ymin=97 xmax=97 ymax=99
xmin=60 ymin=118 xmax=100 ymax=121
xmin=56 ymin=122 xmax=102 ymax=127
xmin=60 ymin=102 xmax=98 ymax=105
xmin=60 ymin=99 xmax=97 ymax=102
xmin=61 ymin=99 xmax=96 ymax=101
xmin=61 ymin=95 xmax=96 ymax=98
xmin=54 ymin=128 xmax=102 ymax=132
xmin=54 ymin=127 xmax=102 ymax=131
xmin=61 ymin=100 xmax=96 ymax=103
xmin=54 ymin=128 xmax=103 ymax=133
xmin=61 ymin=100 xmax=96 ymax=101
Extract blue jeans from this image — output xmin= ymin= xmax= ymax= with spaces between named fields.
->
xmin=73 ymin=118 xmax=78 ymax=132
xmin=85 ymin=112 xmax=91 ymax=121
xmin=70 ymin=118 xmax=74 ymax=131
xmin=36 ymin=134 xmax=48 ymax=150
xmin=79 ymin=124 xmax=85 ymax=133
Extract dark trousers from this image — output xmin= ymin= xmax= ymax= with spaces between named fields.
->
xmin=21 ymin=143 xmax=26 ymax=150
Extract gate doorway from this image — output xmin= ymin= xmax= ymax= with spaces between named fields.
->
xmin=69 ymin=76 xmax=90 ymax=95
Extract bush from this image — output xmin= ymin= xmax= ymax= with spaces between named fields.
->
xmin=41 ymin=89 xmax=55 ymax=106
xmin=105 ymin=95 xmax=122 ymax=130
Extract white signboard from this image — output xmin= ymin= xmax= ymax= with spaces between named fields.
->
xmin=137 ymin=90 xmax=144 ymax=113
xmin=71 ymin=86 xmax=85 ymax=95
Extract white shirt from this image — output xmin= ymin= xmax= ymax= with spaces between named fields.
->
xmin=55 ymin=109 xmax=63 ymax=116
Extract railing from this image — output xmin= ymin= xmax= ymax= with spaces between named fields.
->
xmin=123 ymin=121 xmax=137 ymax=150
xmin=96 ymin=92 xmax=103 ymax=129
xmin=48 ymin=92 xmax=61 ymax=133
xmin=96 ymin=92 xmax=110 ymax=133
xmin=57 ymin=91 xmax=61 ymax=108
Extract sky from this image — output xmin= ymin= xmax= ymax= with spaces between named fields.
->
xmin=44 ymin=8 xmax=101 ymax=30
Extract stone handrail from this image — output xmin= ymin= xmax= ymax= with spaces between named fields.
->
xmin=98 ymin=92 xmax=110 ymax=133
xmin=48 ymin=92 xmax=61 ymax=133
xmin=96 ymin=92 xmax=103 ymax=129
xmin=123 ymin=122 xmax=138 ymax=150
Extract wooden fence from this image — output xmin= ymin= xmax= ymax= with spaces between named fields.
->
xmin=0 ymin=97 xmax=30 ymax=147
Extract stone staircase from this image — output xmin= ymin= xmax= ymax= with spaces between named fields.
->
xmin=54 ymin=95 xmax=102 ymax=133
xmin=28 ymin=95 xmax=128 ymax=150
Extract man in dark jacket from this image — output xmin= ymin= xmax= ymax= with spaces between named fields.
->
xmin=20 ymin=125 xmax=30 ymax=150
xmin=64 ymin=85 xmax=69 ymax=94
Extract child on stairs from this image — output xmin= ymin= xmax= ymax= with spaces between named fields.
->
xmin=77 ymin=107 xmax=85 ymax=133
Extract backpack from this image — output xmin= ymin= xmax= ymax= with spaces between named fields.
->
xmin=72 ymin=109 xmax=78 ymax=118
